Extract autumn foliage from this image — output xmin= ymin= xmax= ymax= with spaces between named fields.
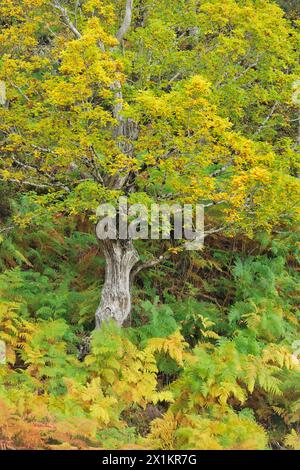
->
xmin=0 ymin=0 xmax=299 ymax=450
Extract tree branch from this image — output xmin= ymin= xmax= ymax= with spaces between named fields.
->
xmin=0 ymin=224 xmax=15 ymax=235
xmin=10 ymin=156 xmax=71 ymax=192
xmin=131 ymin=223 xmax=229 ymax=280
xmin=204 ymin=225 xmax=228 ymax=236
xmin=209 ymin=162 xmax=233 ymax=177
xmin=0 ymin=175 xmax=53 ymax=190
xmin=116 ymin=0 xmax=134 ymax=42
xmin=0 ymin=171 xmax=71 ymax=191
xmin=254 ymin=101 xmax=278 ymax=136
xmin=10 ymin=81 xmax=30 ymax=102
xmin=203 ymin=200 xmax=226 ymax=208
xmin=50 ymin=1 xmax=82 ymax=39
xmin=131 ymin=253 xmax=168 ymax=281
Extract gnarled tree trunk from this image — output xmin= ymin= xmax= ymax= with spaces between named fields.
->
xmin=95 ymin=239 xmax=140 ymax=328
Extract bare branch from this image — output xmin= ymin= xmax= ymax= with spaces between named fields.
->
xmin=0 ymin=175 xmax=53 ymax=190
xmin=131 ymin=253 xmax=168 ymax=280
xmin=0 ymin=173 xmax=70 ymax=192
xmin=209 ymin=162 xmax=233 ymax=177
xmin=81 ymin=153 xmax=104 ymax=184
xmin=116 ymin=0 xmax=134 ymax=42
xmin=11 ymin=156 xmax=71 ymax=191
xmin=168 ymin=72 xmax=181 ymax=85
xmin=74 ymin=0 xmax=80 ymax=28
xmin=232 ymin=59 xmax=259 ymax=81
xmin=131 ymin=224 xmax=229 ymax=280
xmin=254 ymin=101 xmax=278 ymax=136
xmin=203 ymin=200 xmax=226 ymax=208
xmin=204 ymin=225 xmax=228 ymax=236
xmin=0 ymin=225 xmax=15 ymax=235
xmin=10 ymin=81 xmax=30 ymax=102
xmin=31 ymin=144 xmax=57 ymax=154
xmin=50 ymin=1 xmax=81 ymax=39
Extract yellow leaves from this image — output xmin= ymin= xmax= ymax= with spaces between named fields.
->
xmin=135 ymin=91 xmax=171 ymax=118
xmin=226 ymin=133 xmax=274 ymax=168
xmin=215 ymin=382 xmax=246 ymax=407
xmin=145 ymin=408 xmax=268 ymax=450
xmin=244 ymin=361 xmax=257 ymax=394
xmin=45 ymin=78 xmax=92 ymax=106
xmin=169 ymin=336 xmax=298 ymax=420
xmin=135 ymin=75 xmax=214 ymax=123
xmin=109 ymin=345 xmax=162 ymax=407
xmin=194 ymin=314 xmax=221 ymax=341
xmin=249 ymin=167 xmax=272 ymax=184
xmin=0 ymin=301 xmax=35 ymax=364
xmin=146 ymin=331 xmax=188 ymax=367
xmin=140 ymin=153 xmax=157 ymax=166
xmin=145 ymin=411 xmax=178 ymax=450
xmin=101 ymin=367 xmax=116 ymax=385
xmin=185 ymin=410 xmax=268 ymax=450
xmin=0 ymin=0 xmax=298 ymax=237
xmin=86 ymin=324 xmax=175 ymax=410
xmin=190 ymin=176 xmax=216 ymax=197
xmin=56 ymin=18 xmax=122 ymax=90
xmin=64 ymin=377 xmax=118 ymax=427
xmin=262 ymin=344 xmax=300 ymax=371
xmin=224 ymin=161 xmax=300 ymax=231
xmin=167 ymin=247 xmax=183 ymax=255
xmin=83 ymin=1 xmax=116 ymax=26
xmin=90 ymin=404 xmax=111 ymax=423
xmin=185 ymin=75 xmax=211 ymax=98
xmin=23 ymin=0 xmax=47 ymax=6
xmin=0 ymin=169 xmax=12 ymax=181
xmin=200 ymin=329 xmax=220 ymax=340
xmin=81 ymin=377 xmax=102 ymax=403
xmin=89 ymin=393 xmax=119 ymax=424
xmin=107 ymin=154 xmax=140 ymax=175
xmin=83 ymin=17 xmax=119 ymax=48
xmin=249 ymin=342 xmax=298 ymax=395
xmin=153 ymin=391 xmax=174 ymax=405
xmin=284 ymin=430 xmax=300 ymax=450
xmin=74 ymin=105 xmax=113 ymax=126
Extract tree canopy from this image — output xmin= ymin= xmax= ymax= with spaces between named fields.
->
xmin=0 ymin=0 xmax=299 ymax=235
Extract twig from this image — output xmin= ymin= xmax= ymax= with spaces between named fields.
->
xmin=0 ymin=225 xmax=15 ymax=235
xmin=131 ymin=253 xmax=169 ymax=280
xmin=0 ymin=175 xmax=52 ymax=190
xmin=254 ymin=101 xmax=278 ymax=136
xmin=50 ymin=1 xmax=82 ymax=39
xmin=209 ymin=162 xmax=233 ymax=177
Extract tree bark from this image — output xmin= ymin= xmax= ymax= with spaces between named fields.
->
xmin=95 ymin=1 xmax=137 ymax=329
xmin=95 ymin=239 xmax=140 ymax=328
